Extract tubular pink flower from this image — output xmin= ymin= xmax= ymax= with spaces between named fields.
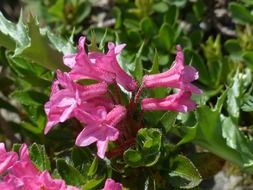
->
xmin=44 ymin=70 xmax=108 ymax=134
xmin=22 ymin=171 xmax=66 ymax=190
xmin=141 ymin=91 xmax=196 ymax=112
xmin=0 ymin=176 xmax=19 ymax=190
xmin=94 ymin=42 xmax=137 ymax=91
xmin=0 ymin=143 xmax=80 ymax=190
xmin=102 ymin=178 xmax=122 ymax=190
xmin=142 ymin=45 xmax=201 ymax=94
xmin=10 ymin=144 xmax=40 ymax=178
xmin=64 ymin=36 xmax=137 ymax=91
xmin=75 ymin=105 xmax=127 ymax=159
xmin=0 ymin=143 xmax=18 ymax=175
xmin=66 ymin=37 xmax=115 ymax=83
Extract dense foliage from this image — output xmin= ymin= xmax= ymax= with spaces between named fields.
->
xmin=1 ymin=0 xmax=253 ymax=189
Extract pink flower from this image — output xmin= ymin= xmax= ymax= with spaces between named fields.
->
xmin=0 ymin=144 xmax=40 ymax=189
xmin=0 ymin=143 xmax=18 ymax=175
xmin=75 ymin=105 xmax=126 ymax=158
xmin=141 ymin=91 xmax=196 ymax=112
xmin=0 ymin=176 xmax=18 ymax=190
xmin=142 ymin=45 xmax=201 ymax=94
xmin=102 ymin=178 xmax=122 ymax=190
xmin=0 ymin=143 xmax=81 ymax=190
xmin=65 ymin=37 xmax=115 ymax=83
xmin=22 ymin=171 xmax=66 ymax=190
xmin=44 ymin=70 xmax=108 ymax=134
xmin=94 ymin=42 xmax=137 ymax=91
xmin=10 ymin=144 xmax=40 ymax=178
xmin=64 ymin=36 xmax=137 ymax=91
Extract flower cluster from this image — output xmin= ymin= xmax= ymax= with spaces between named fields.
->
xmin=44 ymin=37 xmax=134 ymax=159
xmin=0 ymin=143 xmax=79 ymax=190
xmin=44 ymin=37 xmax=201 ymax=161
xmin=141 ymin=45 xmax=202 ymax=112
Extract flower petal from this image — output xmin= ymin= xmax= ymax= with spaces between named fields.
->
xmin=141 ymin=91 xmax=196 ymax=112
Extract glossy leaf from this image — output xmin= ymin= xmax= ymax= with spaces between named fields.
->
xmin=10 ymin=90 xmax=47 ymax=106
xmin=169 ymin=155 xmax=202 ymax=189
xmin=227 ymin=71 xmax=243 ymax=123
xmin=29 ymin=143 xmax=51 ymax=171
xmin=56 ymin=159 xmax=86 ymax=186
xmin=158 ymin=23 xmax=174 ymax=51
xmin=124 ymin=149 xmax=143 ymax=167
xmin=229 ymin=2 xmax=253 ymax=24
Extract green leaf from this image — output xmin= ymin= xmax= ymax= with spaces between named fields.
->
xmin=193 ymin=0 xmax=205 ymax=21
xmin=87 ymin=157 xmax=98 ymax=177
xmin=159 ymin=111 xmax=178 ymax=133
xmin=164 ymin=5 xmax=179 ymax=25
xmin=12 ymin=143 xmax=22 ymax=153
xmin=169 ymin=155 xmax=202 ymax=189
xmin=134 ymin=0 xmax=153 ymax=17
xmin=82 ymin=176 xmax=105 ymax=190
xmin=48 ymin=0 xmax=64 ymax=19
xmin=18 ymin=16 xmax=67 ymax=71
xmin=73 ymin=1 xmax=91 ymax=24
xmin=99 ymin=29 xmax=108 ymax=50
xmin=123 ymin=19 xmax=140 ymax=30
xmin=242 ymin=95 xmax=253 ymax=112
xmin=0 ymin=12 xmax=65 ymax=72
xmin=169 ymin=0 xmax=187 ymax=7
xmin=224 ymin=39 xmax=242 ymax=56
xmin=112 ymin=7 xmax=122 ymax=29
xmin=137 ymin=128 xmax=162 ymax=166
xmin=158 ymin=23 xmax=174 ymax=51
xmin=21 ymin=75 xmax=51 ymax=88
xmin=124 ymin=149 xmax=143 ymax=167
xmin=149 ymin=49 xmax=159 ymax=74
xmin=215 ymin=88 xmax=228 ymax=112
xmin=124 ymin=128 xmax=162 ymax=167
xmin=193 ymin=106 xmax=242 ymax=164
xmin=29 ymin=143 xmax=51 ymax=171
xmin=56 ymin=159 xmax=86 ymax=186
xmin=177 ymin=36 xmax=192 ymax=49
xmin=225 ymin=39 xmax=243 ymax=63
xmin=10 ymin=90 xmax=48 ymax=106
xmin=0 ymin=12 xmax=29 ymax=53
xmin=227 ymin=71 xmax=243 ymax=122
xmin=72 ymin=147 xmax=93 ymax=167
xmin=46 ymin=30 xmax=76 ymax=54
xmin=127 ymin=30 xmax=141 ymax=45
xmin=241 ymin=0 xmax=253 ymax=6
xmin=201 ymin=35 xmax=223 ymax=86
xmin=6 ymin=53 xmax=41 ymax=76
xmin=152 ymin=2 xmax=168 ymax=13
xmin=133 ymin=41 xmax=145 ymax=82
xmin=243 ymin=51 xmax=253 ymax=71
xmin=229 ymin=2 xmax=253 ymax=24
xmin=140 ymin=17 xmax=155 ymax=37
xmin=88 ymin=30 xmax=100 ymax=52
xmin=202 ymin=35 xmax=222 ymax=62
xmin=179 ymin=89 xmax=253 ymax=173
xmin=209 ymin=60 xmax=223 ymax=88
xmin=189 ymin=30 xmax=203 ymax=47
xmin=222 ymin=117 xmax=253 ymax=164
xmin=21 ymin=121 xmax=43 ymax=134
